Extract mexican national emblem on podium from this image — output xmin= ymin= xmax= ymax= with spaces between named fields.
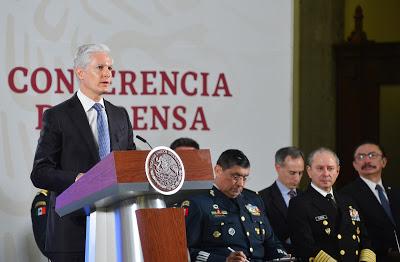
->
xmin=145 ymin=146 xmax=185 ymax=195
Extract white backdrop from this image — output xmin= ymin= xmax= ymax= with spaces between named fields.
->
xmin=0 ymin=1 xmax=293 ymax=261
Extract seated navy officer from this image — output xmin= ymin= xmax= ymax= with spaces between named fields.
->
xmin=181 ymin=149 xmax=288 ymax=262
xmin=288 ymin=147 xmax=376 ymax=262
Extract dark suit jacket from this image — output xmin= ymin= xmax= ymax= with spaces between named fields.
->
xmin=259 ymin=181 xmax=301 ymax=254
xmin=288 ymin=186 xmax=373 ymax=261
xmin=341 ymin=177 xmax=400 ymax=260
xmin=31 ymin=93 xmax=135 ymax=253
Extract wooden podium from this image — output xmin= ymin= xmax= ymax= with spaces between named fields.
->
xmin=55 ymin=149 xmax=214 ymax=262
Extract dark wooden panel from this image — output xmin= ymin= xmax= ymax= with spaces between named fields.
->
xmin=335 ymin=43 xmax=400 ymax=188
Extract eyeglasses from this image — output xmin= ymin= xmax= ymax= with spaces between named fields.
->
xmin=354 ymin=152 xmax=382 ymax=161
xmin=229 ymin=173 xmax=249 ymax=183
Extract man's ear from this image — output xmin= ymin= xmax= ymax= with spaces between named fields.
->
xmin=75 ymin=68 xmax=85 ymax=80
xmin=306 ymin=165 xmax=312 ymax=179
xmin=275 ymin=164 xmax=281 ymax=174
xmin=214 ymin=165 xmax=222 ymax=177
xmin=382 ymin=157 xmax=387 ymax=169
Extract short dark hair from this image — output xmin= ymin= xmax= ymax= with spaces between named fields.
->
xmin=275 ymin=146 xmax=304 ymax=165
xmin=216 ymin=149 xmax=250 ymax=170
xmin=353 ymin=141 xmax=386 ymax=158
xmin=170 ymin=137 xmax=199 ymax=150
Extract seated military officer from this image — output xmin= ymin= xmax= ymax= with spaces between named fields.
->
xmin=287 ymin=147 xmax=376 ymax=262
xmin=181 ymin=149 xmax=289 ymax=262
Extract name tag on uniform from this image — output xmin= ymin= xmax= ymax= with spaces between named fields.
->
xmin=315 ymin=215 xmax=327 ymax=221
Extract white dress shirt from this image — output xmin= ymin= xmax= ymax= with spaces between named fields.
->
xmin=76 ymin=90 xmax=109 ymax=147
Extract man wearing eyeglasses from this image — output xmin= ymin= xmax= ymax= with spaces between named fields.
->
xmin=181 ymin=149 xmax=289 ymax=262
xmin=342 ymin=142 xmax=400 ymax=261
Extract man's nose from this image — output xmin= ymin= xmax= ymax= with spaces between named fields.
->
xmin=236 ymin=177 xmax=245 ymax=186
xmin=321 ymin=168 xmax=330 ymax=176
xmin=102 ymin=68 xmax=112 ymax=77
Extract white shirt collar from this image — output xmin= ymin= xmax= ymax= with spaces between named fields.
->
xmin=311 ymin=182 xmax=334 ymax=198
xmin=77 ymin=89 xmax=105 ymax=112
xmin=360 ymin=176 xmax=384 ymax=192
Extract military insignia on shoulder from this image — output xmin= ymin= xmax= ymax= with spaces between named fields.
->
xmin=34 ymin=201 xmax=47 ymax=209
xmin=349 ymin=206 xmax=360 ymax=221
xmin=245 ymin=204 xmax=261 ymax=216
xmin=210 ymin=189 xmax=215 ymax=196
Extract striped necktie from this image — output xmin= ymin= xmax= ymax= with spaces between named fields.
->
xmin=93 ymin=103 xmax=110 ymax=159
xmin=288 ymin=190 xmax=297 ymax=199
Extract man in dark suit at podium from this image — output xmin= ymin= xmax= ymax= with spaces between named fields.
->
xmin=258 ymin=146 xmax=304 ymax=254
xmin=182 ymin=149 xmax=289 ymax=262
xmin=342 ymin=142 xmax=400 ymax=261
xmin=31 ymin=43 xmax=135 ymax=262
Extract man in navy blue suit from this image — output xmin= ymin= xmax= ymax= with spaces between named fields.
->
xmin=31 ymin=44 xmax=135 ymax=262
xmin=181 ymin=149 xmax=288 ymax=262
xmin=342 ymin=142 xmax=400 ymax=261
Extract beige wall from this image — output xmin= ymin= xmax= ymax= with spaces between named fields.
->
xmin=345 ymin=0 xmax=400 ymax=42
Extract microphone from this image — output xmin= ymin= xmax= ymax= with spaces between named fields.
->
xmin=394 ymin=230 xmax=400 ymax=252
xmin=135 ymin=135 xmax=153 ymax=149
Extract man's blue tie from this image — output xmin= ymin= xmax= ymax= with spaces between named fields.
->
xmin=376 ymin=184 xmax=395 ymax=224
xmin=93 ymin=103 xmax=110 ymax=159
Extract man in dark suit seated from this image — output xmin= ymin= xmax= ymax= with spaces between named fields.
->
xmin=288 ymin=147 xmax=376 ymax=262
xmin=30 ymin=43 xmax=135 ymax=262
xmin=181 ymin=149 xmax=290 ymax=262
xmin=259 ymin=146 xmax=304 ymax=254
xmin=341 ymin=142 xmax=400 ymax=261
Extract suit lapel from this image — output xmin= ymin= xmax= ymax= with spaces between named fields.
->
xmin=356 ymin=177 xmax=391 ymax=222
xmin=104 ymin=100 xmax=121 ymax=151
xmin=384 ymin=183 xmax=400 ymax=228
xmin=271 ymin=182 xmax=289 ymax=218
xmin=67 ymin=94 xmax=100 ymax=162
xmin=335 ymin=193 xmax=350 ymax=231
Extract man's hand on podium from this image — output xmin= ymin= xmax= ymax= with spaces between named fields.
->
xmin=75 ymin=173 xmax=84 ymax=182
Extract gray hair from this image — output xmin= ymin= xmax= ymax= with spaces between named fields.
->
xmin=307 ymin=147 xmax=340 ymax=166
xmin=73 ymin=44 xmax=111 ymax=69
xmin=275 ymin=146 xmax=304 ymax=166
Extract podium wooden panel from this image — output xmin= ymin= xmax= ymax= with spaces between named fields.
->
xmin=136 ymin=208 xmax=188 ymax=261
xmin=55 ymin=149 xmax=213 ymax=262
